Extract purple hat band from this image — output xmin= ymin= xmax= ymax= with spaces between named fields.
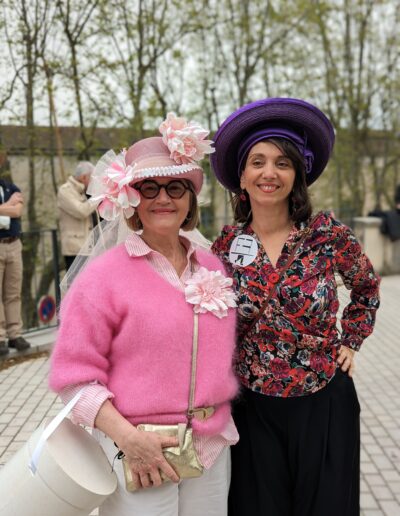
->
xmin=237 ymin=127 xmax=315 ymax=177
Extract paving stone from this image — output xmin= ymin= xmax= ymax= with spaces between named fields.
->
xmin=361 ymin=492 xmax=379 ymax=509
xmin=362 ymin=434 xmax=377 ymax=444
xmin=368 ymin=444 xmax=386 ymax=455
xmin=370 ymin=484 xmax=394 ymax=500
xmin=381 ymin=470 xmax=400 ymax=482
xmin=378 ymin=437 xmax=396 ymax=447
xmin=380 ymin=500 xmax=400 ymax=516
xmin=0 ymin=435 xmax=13 ymax=447
xmin=388 ymin=481 xmax=400 ymax=495
xmin=361 ymin=479 xmax=369 ymax=492
xmin=0 ymin=413 xmax=14 ymax=424
xmin=363 ymin=462 xmax=379 ymax=474
xmin=5 ymin=441 xmax=24 ymax=453
xmin=365 ymin=474 xmax=386 ymax=486
xmin=362 ymin=449 xmax=372 ymax=462
xmin=372 ymin=455 xmax=395 ymax=470
xmin=369 ymin=426 xmax=389 ymax=438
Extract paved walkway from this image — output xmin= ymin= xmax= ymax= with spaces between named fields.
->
xmin=0 ymin=276 xmax=399 ymax=515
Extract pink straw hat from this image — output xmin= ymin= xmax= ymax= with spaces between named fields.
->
xmin=88 ymin=113 xmax=214 ymax=221
xmin=125 ymin=136 xmax=203 ymax=194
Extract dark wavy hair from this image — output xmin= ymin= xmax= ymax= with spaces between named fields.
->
xmin=232 ymin=137 xmax=313 ymax=224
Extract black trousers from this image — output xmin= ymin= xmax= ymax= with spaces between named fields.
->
xmin=228 ymin=370 xmax=360 ymax=516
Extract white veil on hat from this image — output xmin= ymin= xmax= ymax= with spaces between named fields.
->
xmin=60 ymin=218 xmax=211 ymax=295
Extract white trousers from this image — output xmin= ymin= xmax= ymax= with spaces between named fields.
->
xmin=94 ymin=430 xmax=231 ymax=516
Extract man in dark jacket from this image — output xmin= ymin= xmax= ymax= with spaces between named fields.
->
xmin=0 ymin=178 xmax=30 ymax=355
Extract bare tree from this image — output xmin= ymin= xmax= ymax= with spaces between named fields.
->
xmin=309 ymin=0 xmax=400 ymax=216
xmin=56 ymin=0 xmax=101 ymax=159
xmin=97 ymin=0 xmax=205 ymax=136
xmin=364 ymin=3 xmax=400 ymax=210
xmin=2 ymin=0 xmax=57 ymax=326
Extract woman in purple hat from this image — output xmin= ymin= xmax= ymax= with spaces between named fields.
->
xmin=211 ymin=98 xmax=380 ymax=516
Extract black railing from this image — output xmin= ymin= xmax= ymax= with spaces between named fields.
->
xmin=20 ymin=228 xmax=61 ymax=331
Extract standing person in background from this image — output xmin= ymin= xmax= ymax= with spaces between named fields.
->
xmin=57 ymin=161 xmax=98 ymax=271
xmin=379 ymin=184 xmax=400 ymax=242
xmin=211 ymin=98 xmax=380 ymax=516
xmin=0 ymin=174 xmax=30 ymax=355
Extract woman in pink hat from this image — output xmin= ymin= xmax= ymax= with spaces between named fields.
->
xmin=211 ymin=98 xmax=380 ymax=516
xmin=49 ymin=113 xmax=238 ymax=516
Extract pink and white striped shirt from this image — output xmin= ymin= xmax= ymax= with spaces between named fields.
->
xmin=60 ymin=232 xmax=238 ymax=468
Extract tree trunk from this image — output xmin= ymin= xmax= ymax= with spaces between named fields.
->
xmin=22 ymin=30 xmax=40 ymax=328
xmin=70 ymin=43 xmax=91 ymax=159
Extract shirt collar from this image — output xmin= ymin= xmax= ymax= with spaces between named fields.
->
xmin=68 ymin=176 xmax=85 ymax=193
xmin=125 ymin=232 xmax=199 ymax=263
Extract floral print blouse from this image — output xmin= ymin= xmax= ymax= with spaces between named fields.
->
xmin=211 ymin=211 xmax=380 ymax=398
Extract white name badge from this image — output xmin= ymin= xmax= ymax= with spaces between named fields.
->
xmin=229 ymin=234 xmax=258 ymax=267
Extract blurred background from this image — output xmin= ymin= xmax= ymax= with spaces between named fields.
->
xmin=0 ymin=0 xmax=399 ymax=330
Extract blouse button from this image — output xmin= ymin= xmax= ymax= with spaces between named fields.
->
xmin=268 ymin=272 xmax=280 ymax=284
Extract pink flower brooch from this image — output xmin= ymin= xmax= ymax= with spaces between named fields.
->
xmin=184 ymin=267 xmax=237 ymax=319
xmin=159 ymin=113 xmax=215 ymax=164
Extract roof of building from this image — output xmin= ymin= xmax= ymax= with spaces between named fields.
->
xmin=0 ymin=125 xmax=146 ymax=156
xmin=0 ymin=124 xmax=398 ymax=159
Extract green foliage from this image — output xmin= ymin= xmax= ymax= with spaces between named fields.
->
xmin=0 ymin=0 xmax=399 ymax=220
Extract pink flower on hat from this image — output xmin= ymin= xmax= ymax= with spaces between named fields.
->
xmin=89 ymin=150 xmax=141 ymax=221
xmin=159 ymin=112 xmax=215 ymax=165
xmin=184 ymin=267 xmax=237 ymax=319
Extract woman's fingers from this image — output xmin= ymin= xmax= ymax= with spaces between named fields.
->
xmin=122 ymin=430 xmax=180 ymax=485
xmin=337 ymin=345 xmax=355 ymax=376
xmin=139 ymin=471 xmax=152 ymax=488
xmin=347 ymin=359 xmax=355 ymax=377
xmin=155 ymin=456 xmax=180 ymax=483
xmin=160 ymin=435 xmax=179 ymax=448
xmin=130 ymin=457 xmax=179 ymax=487
xmin=128 ymin=470 xmax=142 ymax=489
xmin=340 ymin=355 xmax=351 ymax=372
xmin=148 ymin=467 xmax=163 ymax=487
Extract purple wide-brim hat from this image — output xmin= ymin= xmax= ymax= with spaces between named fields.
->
xmin=211 ymin=98 xmax=335 ymax=192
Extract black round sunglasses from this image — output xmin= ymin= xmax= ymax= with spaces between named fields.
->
xmin=134 ymin=179 xmax=191 ymax=199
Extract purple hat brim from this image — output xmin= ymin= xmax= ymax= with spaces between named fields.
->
xmin=210 ymin=98 xmax=335 ymax=192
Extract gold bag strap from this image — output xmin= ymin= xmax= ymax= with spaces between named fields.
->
xmin=187 ymin=312 xmax=199 ymax=425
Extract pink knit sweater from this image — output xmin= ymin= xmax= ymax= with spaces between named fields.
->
xmin=49 ymin=244 xmax=238 ymax=436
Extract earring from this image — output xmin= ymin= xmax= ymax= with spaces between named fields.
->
xmin=290 ymin=194 xmax=299 ymax=214
xmin=240 ymin=190 xmax=247 ymax=201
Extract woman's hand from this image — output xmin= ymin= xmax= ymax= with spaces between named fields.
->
xmin=337 ymin=345 xmax=356 ymax=377
xmin=120 ymin=427 xmax=180 ymax=488
xmin=94 ymin=400 xmax=179 ymax=489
